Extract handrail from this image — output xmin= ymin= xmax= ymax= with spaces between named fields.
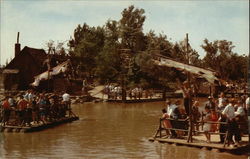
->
xmin=160 ymin=117 xmax=228 ymax=125
xmin=0 ymin=103 xmax=73 ymax=126
xmin=155 ymin=117 xmax=232 ymax=147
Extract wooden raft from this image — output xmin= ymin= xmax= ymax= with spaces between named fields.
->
xmin=107 ymin=98 xmax=164 ymax=103
xmin=149 ymin=135 xmax=250 ymax=154
xmin=0 ymin=116 xmax=79 ymax=133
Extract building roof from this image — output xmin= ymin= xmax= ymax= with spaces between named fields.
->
xmin=22 ymin=46 xmax=47 ymax=66
xmin=5 ymin=46 xmax=47 ymax=69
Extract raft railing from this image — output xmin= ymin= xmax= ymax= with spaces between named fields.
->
xmin=0 ymin=104 xmax=77 ymax=127
xmin=154 ymin=117 xmax=237 ymax=147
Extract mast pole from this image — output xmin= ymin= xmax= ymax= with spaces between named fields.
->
xmin=186 ymin=33 xmax=193 ymax=143
xmin=47 ymin=47 xmax=51 ymax=92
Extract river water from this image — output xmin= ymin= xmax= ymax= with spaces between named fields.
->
xmin=0 ymin=102 xmax=247 ymax=159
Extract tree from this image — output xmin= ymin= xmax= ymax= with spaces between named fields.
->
xmin=68 ymin=23 xmax=105 ymax=78
xmin=112 ymin=5 xmax=148 ymax=88
xmin=120 ymin=5 xmax=147 ymax=54
xmin=145 ymin=31 xmax=173 ymax=57
xmin=172 ymin=41 xmax=201 ymax=66
xmin=222 ymin=53 xmax=248 ymax=80
xmin=67 ymin=6 xmax=247 ymax=89
xmin=201 ymin=39 xmax=247 ymax=81
xmin=44 ymin=40 xmax=67 ymax=56
xmin=95 ymin=20 xmax=121 ymax=83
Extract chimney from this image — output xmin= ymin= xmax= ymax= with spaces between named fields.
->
xmin=15 ymin=32 xmax=21 ymax=57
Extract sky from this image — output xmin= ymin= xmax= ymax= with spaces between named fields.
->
xmin=0 ymin=0 xmax=249 ymax=65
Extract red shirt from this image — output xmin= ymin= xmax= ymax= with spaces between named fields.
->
xmin=18 ymin=99 xmax=28 ymax=111
xmin=2 ymin=100 xmax=10 ymax=110
xmin=211 ymin=112 xmax=218 ymax=121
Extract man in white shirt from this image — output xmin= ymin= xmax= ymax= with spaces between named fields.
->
xmin=245 ymin=96 xmax=249 ymax=110
xmin=234 ymin=101 xmax=245 ymax=117
xmin=62 ymin=92 xmax=70 ymax=102
xmin=222 ymin=103 xmax=235 ymax=120
xmin=222 ymin=99 xmax=240 ymax=146
xmin=246 ymin=95 xmax=250 ymax=136
xmin=28 ymin=90 xmax=35 ymax=102
xmin=218 ymin=92 xmax=226 ymax=109
xmin=218 ymin=99 xmax=227 ymax=143
xmin=167 ymin=103 xmax=178 ymax=119
xmin=62 ymin=91 xmax=71 ymax=113
xmin=166 ymin=99 xmax=179 ymax=138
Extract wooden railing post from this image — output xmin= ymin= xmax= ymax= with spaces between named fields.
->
xmin=187 ymin=98 xmax=193 ymax=143
xmin=153 ymin=118 xmax=162 ymax=139
xmin=159 ymin=118 xmax=162 ymax=138
xmin=223 ymin=120 xmax=229 ymax=147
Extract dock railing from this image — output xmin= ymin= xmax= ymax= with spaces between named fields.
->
xmin=154 ymin=117 xmax=234 ymax=147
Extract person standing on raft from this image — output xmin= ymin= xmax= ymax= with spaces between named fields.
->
xmin=62 ymin=91 xmax=71 ymax=116
xmin=180 ymin=81 xmax=192 ymax=116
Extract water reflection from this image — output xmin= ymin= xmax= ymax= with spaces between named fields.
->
xmin=0 ymin=102 xmax=247 ymax=159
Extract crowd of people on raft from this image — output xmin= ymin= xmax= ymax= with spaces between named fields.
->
xmin=103 ymin=84 xmax=155 ymax=100
xmin=161 ymin=92 xmax=249 ymax=147
xmin=0 ymin=90 xmax=72 ymax=127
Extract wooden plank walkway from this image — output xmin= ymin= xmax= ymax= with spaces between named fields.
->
xmin=149 ymin=134 xmax=250 ymax=154
xmin=0 ymin=116 xmax=79 ymax=133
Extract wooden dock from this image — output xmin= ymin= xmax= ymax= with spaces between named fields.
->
xmin=149 ymin=135 xmax=250 ymax=155
xmin=107 ymin=98 xmax=164 ymax=103
xmin=0 ymin=116 xmax=79 ymax=133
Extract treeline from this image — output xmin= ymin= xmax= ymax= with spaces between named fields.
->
xmin=67 ymin=5 xmax=248 ymax=89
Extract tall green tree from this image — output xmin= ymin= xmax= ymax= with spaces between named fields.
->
xmin=118 ymin=5 xmax=148 ymax=87
xmin=145 ymin=31 xmax=173 ymax=57
xmin=172 ymin=41 xmax=201 ymax=66
xmin=201 ymin=39 xmax=247 ymax=81
xmin=68 ymin=23 xmax=105 ymax=77
xmin=95 ymin=20 xmax=121 ymax=83
xmin=120 ymin=5 xmax=147 ymax=54
xmin=201 ymin=39 xmax=232 ymax=78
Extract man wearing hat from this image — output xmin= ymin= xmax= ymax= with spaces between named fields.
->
xmin=205 ymin=96 xmax=215 ymax=110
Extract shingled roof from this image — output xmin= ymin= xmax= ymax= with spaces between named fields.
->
xmin=5 ymin=46 xmax=47 ymax=69
xmin=22 ymin=46 xmax=47 ymax=66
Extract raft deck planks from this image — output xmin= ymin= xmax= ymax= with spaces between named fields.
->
xmin=149 ymin=135 xmax=250 ymax=154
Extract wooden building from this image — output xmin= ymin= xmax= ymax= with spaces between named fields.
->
xmin=3 ymin=46 xmax=81 ymax=93
xmin=3 ymin=46 xmax=47 ymax=90
xmin=3 ymin=32 xmax=82 ymax=93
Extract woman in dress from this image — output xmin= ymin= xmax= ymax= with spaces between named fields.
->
xmin=203 ymin=105 xmax=211 ymax=143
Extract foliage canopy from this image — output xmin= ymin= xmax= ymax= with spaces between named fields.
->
xmin=67 ymin=5 xmax=248 ymax=89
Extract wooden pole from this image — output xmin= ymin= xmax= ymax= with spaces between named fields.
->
xmin=120 ymin=49 xmax=129 ymax=103
xmin=248 ymin=53 xmax=250 ymax=145
xmin=47 ymin=47 xmax=51 ymax=92
xmin=186 ymin=33 xmax=193 ymax=143
xmin=159 ymin=118 xmax=162 ymax=138
xmin=122 ymin=74 xmax=126 ymax=102
xmin=153 ymin=118 xmax=162 ymax=138
xmin=209 ymin=84 xmax=211 ymax=96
